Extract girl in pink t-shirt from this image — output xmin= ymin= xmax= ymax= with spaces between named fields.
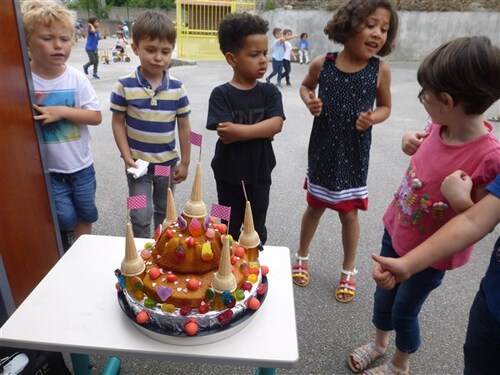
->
xmin=348 ymin=36 xmax=500 ymax=375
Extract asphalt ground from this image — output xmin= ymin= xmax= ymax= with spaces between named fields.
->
xmin=65 ymin=37 xmax=499 ymax=374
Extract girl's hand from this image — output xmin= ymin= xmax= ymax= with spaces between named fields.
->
xmin=356 ymin=110 xmax=375 ymax=131
xmin=306 ymin=91 xmax=322 ymax=116
xmin=33 ymin=104 xmax=64 ymax=125
xmin=173 ymin=163 xmax=188 ymax=184
xmin=401 ymin=131 xmax=428 ymax=156
xmin=441 ymin=170 xmax=474 ymax=212
xmin=372 ymin=253 xmax=411 ymax=289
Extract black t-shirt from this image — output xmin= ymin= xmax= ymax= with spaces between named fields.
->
xmin=206 ymin=82 xmax=285 ymax=184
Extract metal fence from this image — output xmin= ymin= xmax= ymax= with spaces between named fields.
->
xmin=176 ymin=0 xmax=256 ymax=60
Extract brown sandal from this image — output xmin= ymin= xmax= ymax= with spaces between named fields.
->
xmin=362 ymin=362 xmax=408 ymax=375
xmin=348 ymin=342 xmax=386 ymax=373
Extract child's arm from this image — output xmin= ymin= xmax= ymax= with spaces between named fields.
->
xmin=33 ymin=104 xmax=101 ymax=126
xmin=356 ymin=61 xmax=391 ymax=131
xmin=216 ymin=116 xmax=283 ymax=145
xmin=111 ymin=112 xmax=137 ymax=169
xmin=300 ymin=56 xmax=324 ymax=116
xmin=372 ymin=171 xmax=500 ymax=289
xmin=401 ymin=131 xmax=428 ymax=156
xmin=173 ymin=116 xmax=191 ymax=183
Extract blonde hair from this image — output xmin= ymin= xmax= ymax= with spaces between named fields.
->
xmin=21 ymin=0 xmax=74 ymax=40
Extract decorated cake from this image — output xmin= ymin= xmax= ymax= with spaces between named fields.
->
xmin=115 ymin=162 xmax=268 ymax=338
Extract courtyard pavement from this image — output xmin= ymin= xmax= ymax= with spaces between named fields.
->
xmin=66 ymin=36 xmax=499 ymax=375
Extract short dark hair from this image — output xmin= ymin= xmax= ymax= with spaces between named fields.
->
xmin=88 ymin=16 xmax=98 ymax=25
xmin=324 ymin=0 xmax=398 ymax=57
xmin=218 ymin=13 xmax=268 ymax=54
xmin=417 ymin=36 xmax=500 ymax=115
xmin=300 ymin=33 xmax=308 ymax=39
xmin=132 ymin=10 xmax=176 ymax=46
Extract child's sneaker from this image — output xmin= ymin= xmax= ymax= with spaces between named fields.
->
xmin=93 ymin=73 xmax=100 ymax=79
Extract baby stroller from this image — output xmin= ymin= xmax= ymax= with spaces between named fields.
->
xmin=112 ymin=31 xmax=131 ymax=62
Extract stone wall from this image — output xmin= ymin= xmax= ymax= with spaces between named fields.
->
xmin=262 ymin=10 xmax=500 ymax=61
xmin=269 ymin=0 xmax=500 ymax=11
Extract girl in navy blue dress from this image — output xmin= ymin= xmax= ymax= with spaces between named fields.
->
xmin=292 ymin=0 xmax=399 ymax=303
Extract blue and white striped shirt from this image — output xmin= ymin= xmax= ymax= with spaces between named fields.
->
xmin=110 ymin=67 xmax=191 ymax=164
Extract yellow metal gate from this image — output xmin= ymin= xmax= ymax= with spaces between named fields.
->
xmin=176 ymin=0 xmax=256 ymax=60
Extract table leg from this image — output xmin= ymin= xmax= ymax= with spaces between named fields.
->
xmin=70 ymin=354 xmax=121 ymax=375
xmin=255 ymin=368 xmax=276 ymax=375
xmin=101 ymin=356 xmax=122 ymax=375
xmin=70 ymin=353 xmax=92 ymax=375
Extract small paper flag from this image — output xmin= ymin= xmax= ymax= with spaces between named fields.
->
xmin=189 ymin=131 xmax=202 ymax=147
xmin=210 ymin=203 xmax=231 ymax=221
xmin=127 ymin=195 xmax=146 ymax=210
xmin=155 ymin=165 xmax=171 ymax=176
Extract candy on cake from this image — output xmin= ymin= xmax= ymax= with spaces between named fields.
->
xmin=116 ymin=161 xmax=268 ymax=337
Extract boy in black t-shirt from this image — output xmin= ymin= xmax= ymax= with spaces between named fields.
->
xmin=206 ymin=13 xmax=285 ymax=245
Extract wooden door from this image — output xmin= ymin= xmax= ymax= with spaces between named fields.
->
xmin=0 ymin=0 xmax=61 ymax=309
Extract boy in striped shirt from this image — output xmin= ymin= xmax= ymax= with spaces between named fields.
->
xmin=110 ymin=10 xmax=192 ymax=238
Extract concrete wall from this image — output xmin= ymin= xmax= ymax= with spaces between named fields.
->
xmin=261 ymin=10 xmax=500 ymax=61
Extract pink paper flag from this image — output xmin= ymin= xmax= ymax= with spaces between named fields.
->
xmin=127 ymin=195 xmax=146 ymax=210
xmin=189 ymin=131 xmax=202 ymax=147
xmin=155 ymin=165 xmax=171 ymax=176
xmin=210 ymin=203 xmax=231 ymax=221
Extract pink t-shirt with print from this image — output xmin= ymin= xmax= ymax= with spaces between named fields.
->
xmin=383 ymin=121 xmax=500 ymax=270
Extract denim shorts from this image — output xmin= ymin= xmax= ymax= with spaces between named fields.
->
xmin=50 ymin=164 xmax=98 ymax=230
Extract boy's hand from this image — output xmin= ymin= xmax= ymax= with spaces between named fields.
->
xmin=173 ymin=162 xmax=188 ymax=183
xmin=401 ymin=131 xmax=427 ymax=156
xmin=356 ymin=110 xmax=375 ymax=131
xmin=33 ymin=104 xmax=64 ymax=125
xmin=216 ymin=122 xmax=240 ymax=144
xmin=306 ymin=91 xmax=322 ymax=116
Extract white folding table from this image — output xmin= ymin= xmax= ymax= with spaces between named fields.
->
xmin=0 ymin=235 xmax=299 ymax=374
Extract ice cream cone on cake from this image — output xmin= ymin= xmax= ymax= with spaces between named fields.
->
xmin=211 ymin=235 xmax=237 ymax=310
xmin=183 ymin=162 xmax=207 ymax=218
xmin=238 ymin=200 xmax=261 ymax=262
xmin=121 ymin=222 xmax=145 ymax=276
xmin=162 ymin=187 xmax=177 ymax=228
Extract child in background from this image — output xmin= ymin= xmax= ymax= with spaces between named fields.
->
xmin=297 ymin=32 xmax=310 ymax=64
xmin=265 ymin=27 xmax=285 ymax=88
xmin=292 ymin=0 xmax=398 ymax=304
xmin=21 ymin=0 xmax=102 ymax=250
xmin=372 ymin=171 xmax=500 ymax=374
xmin=349 ymin=36 xmax=500 ymax=374
xmin=207 ymin=12 xmax=285 ymax=245
xmin=83 ymin=16 xmax=101 ymax=79
xmin=110 ymin=10 xmax=192 ymax=238
xmin=282 ymin=28 xmax=298 ymax=86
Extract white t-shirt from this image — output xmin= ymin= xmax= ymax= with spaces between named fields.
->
xmin=284 ymin=41 xmax=292 ymax=61
xmin=32 ymin=65 xmax=100 ymax=173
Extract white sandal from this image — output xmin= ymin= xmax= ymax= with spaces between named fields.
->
xmin=335 ymin=268 xmax=358 ymax=303
xmin=292 ymin=253 xmax=310 ymax=287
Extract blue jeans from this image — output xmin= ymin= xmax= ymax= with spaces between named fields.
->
xmin=464 ymin=287 xmax=500 ymax=374
xmin=266 ymin=58 xmax=283 ymax=84
xmin=50 ymin=165 xmax=98 ymax=230
xmin=127 ymin=167 xmax=175 ymax=238
xmin=373 ymin=230 xmax=446 ymax=353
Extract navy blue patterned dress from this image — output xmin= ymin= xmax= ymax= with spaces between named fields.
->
xmin=305 ymin=52 xmax=379 ymax=212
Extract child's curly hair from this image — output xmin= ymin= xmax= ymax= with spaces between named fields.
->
xmin=218 ymin=13 xmax=269 ymax=54
xmin=21 ymin=0 xmax=74 ymax=40
xmin=417 ymin=36 xmax=500 ymax=115
xmin=324 ymin=0 xmax=398 ymax=57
